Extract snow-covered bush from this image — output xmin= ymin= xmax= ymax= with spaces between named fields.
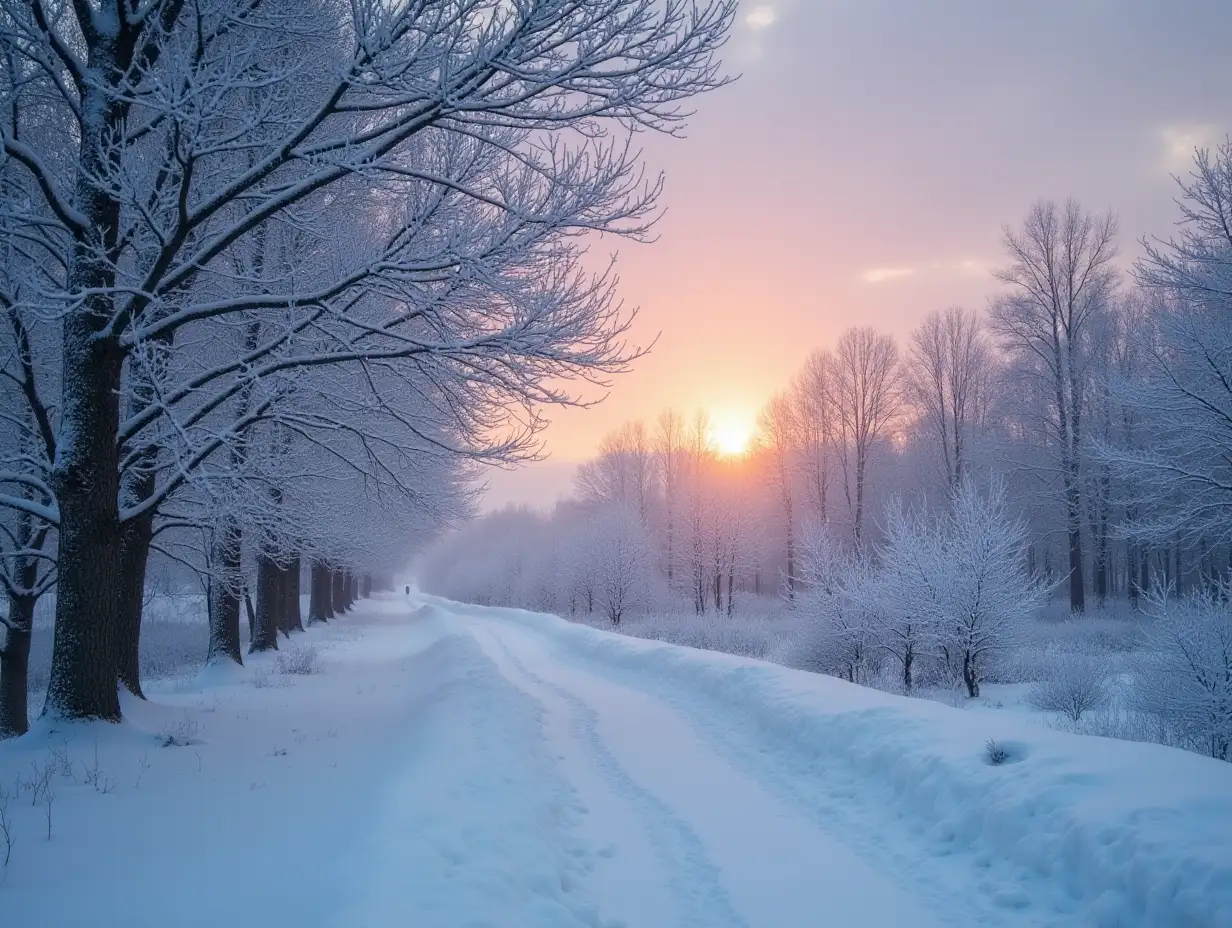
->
xmin=1027 ymin=650 xmax=1112 ymax=724
xmin=931 ymin=481 xmax=1045 ymax=698
xmin=873 ymin=503 xmax=946 ymax=692
xmin=792 ymin=528 xmax=880 ymax=683
xmin=1132 ymin=590 xmax=1232 ymax=760
xmin=276 ymin=644 xmax=319 ymax=676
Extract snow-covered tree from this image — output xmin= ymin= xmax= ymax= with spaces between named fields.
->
xmin=933 ymin=481 xmax=1045 ymax=697
xmin=0 ymin=0 xmax=737 ymax=722
xmin=989 ymin=199 xmax=1120 ymax=612
xmin=589 ymin=505 xmax=654 ymax=626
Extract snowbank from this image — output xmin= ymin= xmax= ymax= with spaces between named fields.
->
xmin=440 ymin=598 xmax=1232 ymax=928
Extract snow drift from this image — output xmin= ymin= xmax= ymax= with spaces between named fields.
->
xmin=433 ymin=597 xmax=1232 ymax=928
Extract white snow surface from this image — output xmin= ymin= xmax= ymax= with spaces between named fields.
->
xmin=1 ymin=593 xmax=1229 ymax=927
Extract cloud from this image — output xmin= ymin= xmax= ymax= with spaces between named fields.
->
xmin=862 ymin=267 xmax=916 ymax=284
xmin=745 ymin=5 xmax=778 ymax=30
xmin=860 ymin=259 xmax=991 ymax=285
xmin=1160 ymin=124 xmax=1217 ymax=172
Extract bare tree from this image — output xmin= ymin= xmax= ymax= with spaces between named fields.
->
xmin=576 ymin=421 xmax=655 ymax=524
xmin=656 ymin=408 xmax=686 ymax=587
xmin=905 ymin=308 xmax=992 ymax=493
xmin=989 ymin=199 xmax=1119 ymax=613
xmin=755 ymin=392 xmax=798 ymax=597
xmin=792 ymin=350 xmax=835 ymax=525
xmin=827 ymin=328 xmax=903 ymax=552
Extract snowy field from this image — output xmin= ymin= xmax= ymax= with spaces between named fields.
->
xmin=1 ymin=593 xmax=1230 ymax=927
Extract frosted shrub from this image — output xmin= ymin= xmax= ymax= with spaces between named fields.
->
xmin=931 ymin=481 xmax=1045 ymax=698
xmin=1027 ymin=650 xmax=1111 ymax=724
xmin=276 ymin=644 xmax=319 ymax=676
xmin=1133 ymin=590 xmax=1232 ymax=761
xmin=793 ymin=532 xmax=879 ymax=685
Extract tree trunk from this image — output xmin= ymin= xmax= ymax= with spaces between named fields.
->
xmin=1066 ymin=522 xmax=1085 ymax=614
xmin=251 ymin=553 xmax=282 ymax=652
xmin=331 ymin=567 xmax=347 ymax=615
xmin=962 ymin=651 xmax=979 ymax=699
xmin=115 ymin=513 xmax=154 ymax=697
xmin=284 ymin=555 xmax=304 ymax=633
xmin=207 ymin=521 xmax=244 ymax=665
xmin=45 ymin=337 xmax=125 ymax=721
xmin=308 ymin=559 xmax=332 ymax=623
xmin=0 ymin=594 xmax=34 ymax=738
xmin=902 ymin=643 xmax=914 ymax=694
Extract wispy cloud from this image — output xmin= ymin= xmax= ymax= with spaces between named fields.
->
xmin=745 ymin=5 xmax=778 ymax=30
xmin=862 ymin=267 xmax=916 ymax=284
xmin=1160 ymin=124 xmax=1217 ymax=172
xmin=861 ymin=259 xmax=990 ymax=285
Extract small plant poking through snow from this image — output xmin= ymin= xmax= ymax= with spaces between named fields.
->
xmin=276 ymin=644 xmax=319 ymax=676
xmin=158 ymin=713 xmax=200 ymax=748
xmin=985 ymin=739 xmax=1009 ymax=766
xmin=0 ymin=783 xmax=13 ymax=873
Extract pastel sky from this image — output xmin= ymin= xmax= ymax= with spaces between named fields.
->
xmin=482 ymin=0 xmax=1232 ymax=510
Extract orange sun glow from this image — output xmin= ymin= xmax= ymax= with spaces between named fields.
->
xmin=709 ymin=415 xmax=754 ymax=457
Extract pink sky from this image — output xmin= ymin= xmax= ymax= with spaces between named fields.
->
xmin=483 ymin=0 xmax=1232 ymax=510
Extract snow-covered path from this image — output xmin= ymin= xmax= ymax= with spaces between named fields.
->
xmin=2 ymin=593 xmax=1229 ymax=927
xmin=463 ymin=612 xmax=951 ymax=928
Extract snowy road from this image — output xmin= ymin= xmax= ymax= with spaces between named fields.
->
xmin=3 ymin=594 xmax=1229 ymax=928
xmin=460 ymin=611 xmax=952 ymax=928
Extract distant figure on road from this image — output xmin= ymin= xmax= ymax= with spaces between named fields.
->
xmin=405 ymin=585 xmax=410 ymax=595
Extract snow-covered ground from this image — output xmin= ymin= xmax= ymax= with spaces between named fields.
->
xmin=1 ymin=593 xmax=1229 ymax=927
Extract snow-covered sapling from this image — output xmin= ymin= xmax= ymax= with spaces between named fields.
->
xmin=1027 ymin=651 xmax=1111 ymax=725
xmin=158 ymin=714 xmax=200 ymax=748
xmin=1133 ymin=588 xmax=1232 ymax=760
xmin=985 ymin=739 xmax=1009 ymax=766
xmin=0 ymin=782 xmax=12 ymax=871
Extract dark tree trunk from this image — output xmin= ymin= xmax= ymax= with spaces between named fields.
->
xmin=284 ymin=555 xmax=304 ymax=633
xmin=361 ymin=573 xmax=372 ymax=598
xmin=207 ymin=521 xmax=244 ymax=666
xmin=331 ymin=567 xmax=347 ymax=615
xmin=1067 ymin=524 xmax=1085 ymax=614
xmin=251 ymin=553 xmax=282 ymax=652
xmin=308 ymin=559 xmax=332 ymax=623
xmin=902 ymin=643 xmax=914 ymax=694
xmin=45 ymin=340 xmax=125 ymax=721
xmin=276 ymin=562 xmax=292 ymax=639
xmin=43 ymin=21 xmax=135 ymax=722
xmin=962 ymin=651 xmax=980 ymax=698
xmin=0 ymin=594 xmax=34 ymax=738
xmin=116 ymin=513 xmax=153 ymax=697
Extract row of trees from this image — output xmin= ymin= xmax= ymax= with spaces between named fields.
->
xmin=425 ymin=140 xmax=1232 ymax=630
xmin=0 ymin=0 xmax=737 ymax=732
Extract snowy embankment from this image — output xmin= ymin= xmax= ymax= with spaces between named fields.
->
xmin=428 ymin=596 xmax=1232 ymax=928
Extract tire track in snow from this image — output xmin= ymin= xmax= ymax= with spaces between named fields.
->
xmin=521 ymin=623 xmax=1088 ymax=928
xmin=470 ymin=622 xmax=750 ymax=928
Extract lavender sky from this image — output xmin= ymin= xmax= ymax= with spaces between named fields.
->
xmin=483 ymin=0 xmax=1232 ymax=510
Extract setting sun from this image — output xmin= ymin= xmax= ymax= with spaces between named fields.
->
xmin=709 ymin=414 xmax=755 ymax=457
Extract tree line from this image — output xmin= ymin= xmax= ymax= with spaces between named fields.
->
xmin=424 ymin=141 xmax=1232 ymax=631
